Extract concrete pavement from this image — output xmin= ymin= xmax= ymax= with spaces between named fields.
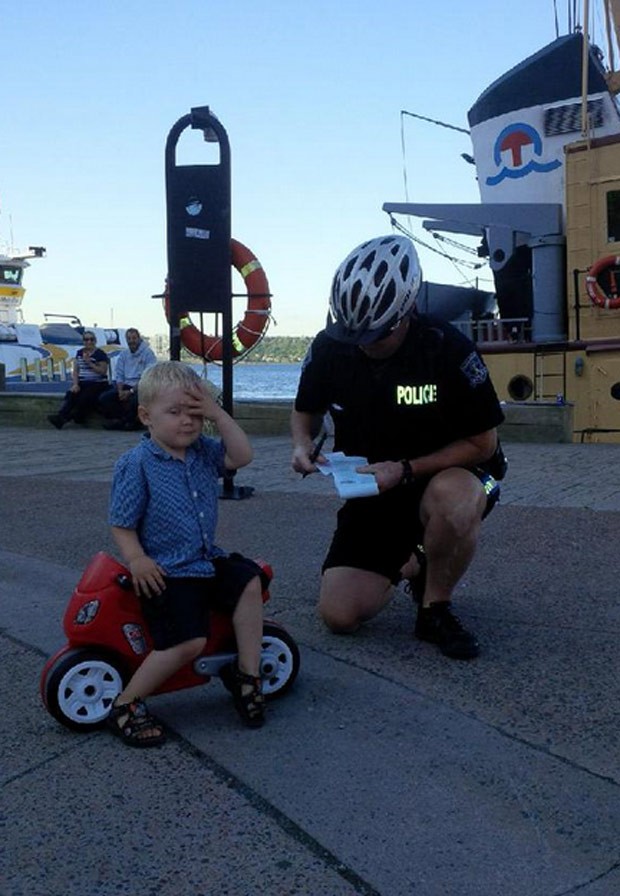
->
xmin=1 ymin=425 xmax=619 ymax=895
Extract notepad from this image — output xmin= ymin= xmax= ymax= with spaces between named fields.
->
xmin=316 ymin=452 xmax=379 ymax=499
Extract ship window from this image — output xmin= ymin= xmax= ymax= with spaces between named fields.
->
xmin=508 ymin=374 xmax=533 ymax=402
xmin=607 ymin=191 xmax=620 ymax=243
xmin=544 ymin=98 xmax=604 ymax=136
xmin=0 ymin=265 xmax=22 ymax=284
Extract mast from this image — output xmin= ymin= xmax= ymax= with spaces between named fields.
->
xmin=607 ymin=0 xmax=620 ymax=52
xmin=582 ymin=0 xmax=591 ymax=134
xmin=604 ymin=0 xmax=620 ymax=92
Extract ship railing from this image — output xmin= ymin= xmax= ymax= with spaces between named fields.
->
xmin=18 ymin=357 xmax=70 ymax=383
xmin=451 ymin=317 xmax=530 ymax=345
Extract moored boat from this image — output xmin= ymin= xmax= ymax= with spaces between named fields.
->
xmin=0 ymin=246 xmax=127 ymax=385
xmin=386 ymin=1 xmax=620 ymax=442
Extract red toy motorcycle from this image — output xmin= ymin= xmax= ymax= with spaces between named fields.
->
xmin=40 ymin=551 xmax=300 ymax=731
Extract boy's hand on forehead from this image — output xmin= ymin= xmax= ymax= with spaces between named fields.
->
xmin=183 ymin=382 xmax=221 ymax=421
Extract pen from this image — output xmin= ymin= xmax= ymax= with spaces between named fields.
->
xmin=302 ymin=431 xmax=327 ymax=478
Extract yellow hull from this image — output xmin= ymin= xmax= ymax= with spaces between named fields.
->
xmin=483 ymin=340 xmax=620 ymax=442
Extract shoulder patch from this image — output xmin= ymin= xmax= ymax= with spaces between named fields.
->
xmin=460 ymin=351 xmax=489 ymax=387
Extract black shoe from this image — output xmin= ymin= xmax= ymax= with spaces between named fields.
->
xmin=102 ymin=419 xmax=125 ymax=430
xmin=415 ymin=602 xmax=479 ymax=659
xmin=47 ymin=414 xmax=65 ymax=430
xmin=403 ymin=545 xmax=426 ymax=606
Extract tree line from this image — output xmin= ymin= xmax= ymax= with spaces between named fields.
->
xmin=178 ymin=335 xmax=313 ymax=365
xmin=245 ymin=336 xmax=312 ymax=363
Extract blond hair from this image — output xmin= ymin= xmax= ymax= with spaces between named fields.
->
xmin=137 ymin=360 xmax=202 ymax=407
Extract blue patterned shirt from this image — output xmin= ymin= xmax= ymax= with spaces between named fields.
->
xmin=109 ymin=434 xmax=227 ymax=577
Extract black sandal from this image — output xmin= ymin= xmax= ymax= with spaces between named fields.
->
xmin=106 ymin=698 xmax=166 ymax=747
xmin=221 ymin=663 xmax=265 ymax=728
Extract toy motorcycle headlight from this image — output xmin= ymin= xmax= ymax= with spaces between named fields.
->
xmin=74 ymin=600 xmax=100 ymax=624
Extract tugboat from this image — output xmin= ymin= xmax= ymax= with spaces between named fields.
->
xmin=0 ymin=245 xmax=126 ymax=386
xmin=386 ymin=1 xmax=620 ymax=442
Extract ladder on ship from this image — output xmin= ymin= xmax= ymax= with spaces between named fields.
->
xmin=534 ymin=349 xmax=567 ymax=401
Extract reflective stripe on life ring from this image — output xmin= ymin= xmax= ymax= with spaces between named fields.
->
xmin=164 ymin=238 xmax=271 ymax=361
xmin=586 ymin=255 xmax=620 ymax=309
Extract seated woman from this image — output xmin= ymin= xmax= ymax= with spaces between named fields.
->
xmin=48 ymin=331 xmax=110 ymax=429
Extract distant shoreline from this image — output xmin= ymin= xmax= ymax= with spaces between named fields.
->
xmin=152 ymin=335 xmax=311 ymax=366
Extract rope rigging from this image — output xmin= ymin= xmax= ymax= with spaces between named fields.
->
xmin=396 ymin=111 xmax=492 ymax=287
xmin=388 ymin=215 xmax=487 ymax=272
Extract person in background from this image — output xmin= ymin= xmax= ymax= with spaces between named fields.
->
xmin=291 ymin=234 xmax=507 ymax=660
xmin=100 ymin=327 xmax=157 ymax=430
xmin=107 ymin=361 xmax=267 ymax=746
xmin=47 ymin=330 xmax=110 ymax=429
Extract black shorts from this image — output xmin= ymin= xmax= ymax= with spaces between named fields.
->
xmin=322 ymin=469 xmax=499 ymax=585
xmin=141 ymin=553 xmax=267 ymax=651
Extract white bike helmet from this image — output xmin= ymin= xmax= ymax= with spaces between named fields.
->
xmin=326 ymin=235 xmax=422 ymax=344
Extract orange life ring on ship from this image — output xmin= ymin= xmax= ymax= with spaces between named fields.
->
xmin=164 ymin=238 xmax=271 ymax=361
xmin=586 ymin=255 xmax=620 ymax=309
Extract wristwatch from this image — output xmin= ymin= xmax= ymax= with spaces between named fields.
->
xmin=400 ymin=459 xmax=414 ymax=486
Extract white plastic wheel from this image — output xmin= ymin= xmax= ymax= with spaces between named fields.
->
xmin=260 ymin=624 xmax=300 ymax=698
xmin=44 ymin=649 xmax=125 ymax=731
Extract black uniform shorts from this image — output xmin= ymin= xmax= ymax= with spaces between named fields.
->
xmin=141 ymin=552 xmax=267 ymax=651
xmin=322 ymin=469 xmax=499 ymax=585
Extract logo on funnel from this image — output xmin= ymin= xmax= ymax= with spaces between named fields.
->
xmin=486 ymin=122 xmax=561 ymax=185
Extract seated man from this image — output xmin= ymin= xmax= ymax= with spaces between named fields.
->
xmin=100 ymin=327 xmax=157 ymax=430
xmin=291 ymin=234 xmax=507 ymax=660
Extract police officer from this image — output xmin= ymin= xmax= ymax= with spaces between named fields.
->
xmin=291 ymin=235 xmax=506 ymax=659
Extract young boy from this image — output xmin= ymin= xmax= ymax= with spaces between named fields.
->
xmin=107 ymin=361 xmax=266 ymax=747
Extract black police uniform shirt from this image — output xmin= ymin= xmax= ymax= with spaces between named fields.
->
xmin=294 ymin=314 xmax=505 ymax=464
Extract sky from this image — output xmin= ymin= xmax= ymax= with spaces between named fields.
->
xmin=1 ymin=0 xmax=611 ymax=339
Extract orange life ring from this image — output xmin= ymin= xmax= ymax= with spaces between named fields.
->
xmin=586 ymin=255 xmax=620 ymax=309
xmin=164 ymin=238 xmax=271 ymax=361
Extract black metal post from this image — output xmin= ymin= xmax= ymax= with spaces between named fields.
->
xmin=164 ymin=105 xmax=253 ymax=499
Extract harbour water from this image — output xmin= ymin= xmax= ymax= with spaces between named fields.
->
xmin=194 ymin=361 xmax=301 ymax=401
xmin=4 ymin=361 xmax=302 ymax=401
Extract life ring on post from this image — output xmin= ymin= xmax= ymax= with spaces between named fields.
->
xmin=586 ymin=255 xmax=620 ymax=309
xmin=164 ymin=238 xmax=271 ymax=361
